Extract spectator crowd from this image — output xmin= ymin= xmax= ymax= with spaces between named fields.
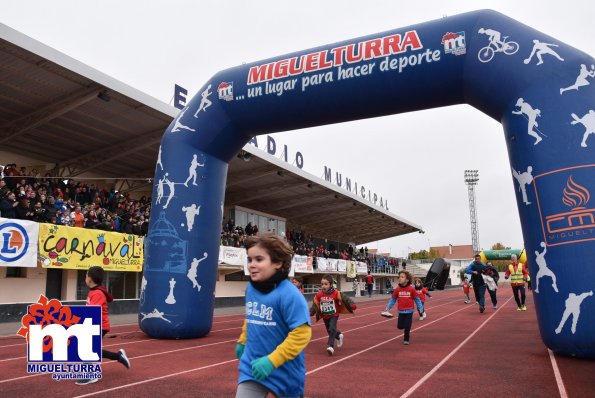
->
xmin=0 ymin=164 xmax=150 ymax=235
xmin=1 ymin=163 xmax=404 ymax=272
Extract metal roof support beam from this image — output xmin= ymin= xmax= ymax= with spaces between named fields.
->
xmin=290 ymin=207 xmax=358 ymax=225
xmin=225 ymin=166 xmax=279 ymax=188
xmin=261 ymin=193 xmax=337 ymax=213
xmin=114 ymin=179 xmax=153 ymax=194
xmin=225 ymin=181 xmax=301 ymax=204
xmin=0 ymin=85 xmax=103 ymax=144
xmin=57 ymin=128 xmax=163 ymax=177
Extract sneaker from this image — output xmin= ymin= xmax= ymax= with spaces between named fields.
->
xmin=118 ymin=349 xmax=131 ymax=369
xmin=403 ymin=340 xmax=410 ymax=345
xmin=493 ymin=305 xmax=497 ymax=309
xmin=517 ymin=306 xmax=523 ymax=311
xmin=76 ymin=378 xmax=99 ymax=386
xmin=479 ymin=307 xmax=485 ymax=313
xmin=337 ymin=334 xmax=344 ymax=348
xmin=380 ymin=311 xmax=394 ymax=318
xmin=521 ymin=305 xmax=527 ymax=311
xmin=326 ymin=346 xmax=334 ymax=356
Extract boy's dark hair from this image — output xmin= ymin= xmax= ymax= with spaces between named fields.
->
xmin=293 ymin=276 xmax=303 ymax=284
xmin=321 ymin=274 xmax=334 ymax=285
xmin=87 ymin=266 xmax=105 ymax=285
xmin=244 ymin=233 xmax=293 ymax=272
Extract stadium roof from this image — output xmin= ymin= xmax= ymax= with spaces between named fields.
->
xmin=0 ymin=23 xmax=423 ymax=245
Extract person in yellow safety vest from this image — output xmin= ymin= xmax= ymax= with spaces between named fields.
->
xmin=526 ymin=272 xmax=532 ymax=291
xmin=504 ymin=254 xmax=529 ymax=311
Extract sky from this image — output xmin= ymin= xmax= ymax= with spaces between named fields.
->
xmin=2 ymin=1 xmax=593 ymax=258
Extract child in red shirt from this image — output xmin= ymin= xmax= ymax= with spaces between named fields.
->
xmin=292 ymin=276 xmax=305 ymax=294
xmin=311 ymin=274 xmax=356 ymax=356
xmin=414 ymin=278 xmax=432 ymax=320
xmin=461 ymin=277 xmax=471 ymax=304
xmin=381 ymin=271 xmax=423 ymax=345
xmin=76 ymin=266 xmax=131 ymax=385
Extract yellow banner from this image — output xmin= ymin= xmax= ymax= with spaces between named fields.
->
xmin=38 ymin=224 xmax=144 ymax=272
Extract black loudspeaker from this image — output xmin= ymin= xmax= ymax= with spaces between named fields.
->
xmin=424 ymin=258 xmax=450 ymax=290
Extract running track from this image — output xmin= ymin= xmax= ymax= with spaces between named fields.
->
xmin=0 ymin=287 xmax=593 ymax=397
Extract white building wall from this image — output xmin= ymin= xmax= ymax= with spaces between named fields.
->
xmin=0 ymin=265 xmax=47 ymax=304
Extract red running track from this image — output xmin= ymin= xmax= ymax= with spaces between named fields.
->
xmin=0 ymin=287 xmax=593 ymax=397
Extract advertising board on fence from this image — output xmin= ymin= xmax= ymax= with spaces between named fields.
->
xmin=219 ymin=246 xmax=247 ymax=266
xmin=38 ymin=224 xmax=143 ymax=272
xmin=0 ymin=217 xmax=39 ymax=268
xmin=292 ymin=255 xmax=313 ymax=273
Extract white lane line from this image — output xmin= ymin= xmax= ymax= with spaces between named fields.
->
xmin=0 ymin=338 xmax=236 ymax=384
xmin=400 ymin=297 xmax=513 ymax=398
xmin=308 ymin=298 xmax=463 ymax=343
xmin=0 ymin=294 xmax=463 ymax=386
xmin=307 ymin=302 xmax=472 ymax=374
xmin=0 ymin=337 xmax=157 ymax=363
xmin=547 ymin=349 xmax=568 ymax=398
xmin=72 ymin=359 xmax=238 ymax=398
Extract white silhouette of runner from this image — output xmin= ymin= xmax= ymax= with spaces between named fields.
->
xmin=524 ymin=40 xmax=564 ymax=65
xmin=157 ymin=145 xmax=164 ymax=171
xmin=156 ymin=175 xmax=166 ymax=205
xmin=184 ymin=154 xmax=205 ymax=187
xmin=560 ymin=64 xmax=595 ymax=95
xmin=512 ymin=166 xmax=534 ymax=205
xmin=187 ymin=252 xmax=208 ymax=292
xmin=140 ymin=308 xmax=172 ymax=323
xmin=171 ymin=108 xmax=196 ymax=133
xmin=194 ymin=84 xmax=213 ymax=117
xmin=181 ymin=204 xmax=200 ymax=232
xmin=512 ymin=98 xmax=544 ymax=145
xmin=534 ymin=242 xmax=558 ymax=294
xmin=571 ymin=110 xmax=595 ymax=148
xmin=163 ymin=173 xmax=176 ymax=209
xmin=555 ymin=291 xmax=593 ymax=334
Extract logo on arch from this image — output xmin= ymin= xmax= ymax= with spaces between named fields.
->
xmin=534 ymin=165 xmax=595 ymax=246
xmin=441 ymin=31 xmax=466 ymax=56
xmin=0 ymin=221 xmax=30 ymax=262
xmin=218 ymin=82 xmax=233 ymax=101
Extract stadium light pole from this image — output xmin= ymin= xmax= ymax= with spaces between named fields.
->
xmin=464 ymin=170 xmax=481 ymax=255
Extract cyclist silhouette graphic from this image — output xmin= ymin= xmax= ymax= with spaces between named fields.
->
xmin=477 ymin=28 xmax=519 ymax=63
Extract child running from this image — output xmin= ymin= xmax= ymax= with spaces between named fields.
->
xmin=291 ymin=276 xmax=304 ymax=294
xmin=311 ymin=274 xmax=356 ymax=356
xmin=236 ymin=233 xmax=312 ymax=398
xmin=413 ymin=278 xmax=432 ymax=320
xmin=381 ymin=271 xmax=423 ymax=345
xmin=76 ymin=266 xmax=131 ymax=385
xmin=462 ymin=277 xmax=471 ymax=304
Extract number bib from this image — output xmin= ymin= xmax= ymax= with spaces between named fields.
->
xmin=320 ymin=299 xmax=337 ymax=316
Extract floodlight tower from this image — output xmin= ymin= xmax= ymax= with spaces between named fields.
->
xmin=464 ymin=170 xmax=480 ymax=255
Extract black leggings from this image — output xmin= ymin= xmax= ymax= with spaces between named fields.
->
xmin=512 ymin=285 xmax=526 ymax=307
xmin=323 ymin=317 xmax=341 ymax=348
xmin=397 ymin=312 xmax=413 ymax=342
xmin=102 ymin=330 xmax=120 ymax=360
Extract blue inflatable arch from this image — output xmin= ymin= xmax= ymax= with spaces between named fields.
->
xmin=140 ymin=10 xmax=595 ymax=357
